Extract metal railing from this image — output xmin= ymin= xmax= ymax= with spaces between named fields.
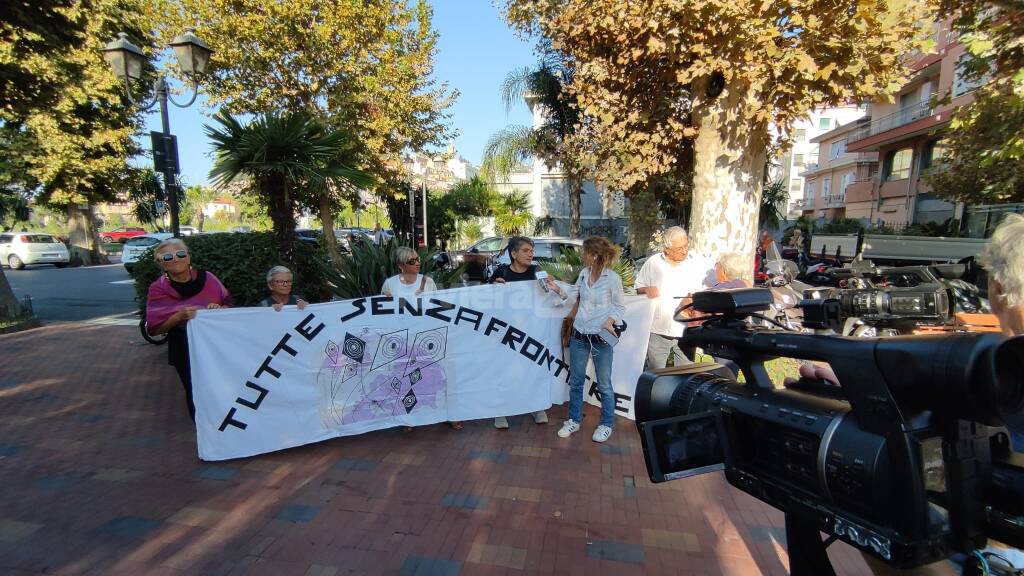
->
xmin=848 ymin=100 xmax=933 ymax=144
xmin=824 ymin=193 xmax=847 ymax=208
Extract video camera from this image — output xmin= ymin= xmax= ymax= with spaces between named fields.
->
xmin=636 ymin=288 xmax=1024 ymax=575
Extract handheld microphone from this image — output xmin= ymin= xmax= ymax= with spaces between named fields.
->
xmin=536 ymin=270 xmax=550 ymax=292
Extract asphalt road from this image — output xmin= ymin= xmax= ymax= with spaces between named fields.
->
xmin=4 ymin=261 xmax=139 ymax=322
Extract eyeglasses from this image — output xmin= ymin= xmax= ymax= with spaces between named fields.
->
xmin=160 ymin=250 xmax=189 ymax=262
xmin=405 ymin=258 xmax=420 ymax=265
xmin=272 ymin=279 xmax=292 ymax=285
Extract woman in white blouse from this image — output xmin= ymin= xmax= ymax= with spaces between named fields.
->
xmin=382 ymin=246 xmax=437 ymax=298
xmin=558 ymin=237 xmax=626 ymax=443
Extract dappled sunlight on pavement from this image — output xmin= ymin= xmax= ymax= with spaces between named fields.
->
xmin=0 ymin=323 xmax=872 ymax=575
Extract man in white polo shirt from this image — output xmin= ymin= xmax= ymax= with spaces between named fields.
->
xmin=635 ymin=226 xmax=713 ymax=369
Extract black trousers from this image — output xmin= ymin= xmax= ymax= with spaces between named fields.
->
xmin=168 ymin=328 xmax=196 ymax=422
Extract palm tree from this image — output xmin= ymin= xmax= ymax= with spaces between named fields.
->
xmin=482 ymin=53 xmax=586 ymax=237
xmin=206 ymin=110 xmax=372 ymax=263
xmin=493 ymin=190 xmax=534 ymax=235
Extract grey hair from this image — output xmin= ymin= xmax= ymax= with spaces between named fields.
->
xmin=978 ymin=213 xmax=1024 ymax=308
xmin=393 ymin=246 xmax=418 ymax=268
xmin=662 ymin=226 xmax=688 ymax=249
xmin=717 ymin=252 xmax=748 ymax=281
xmin=507 ymin=236 xmax=534 ymax=255
xmin=153 ymin=238 xmax=187 ymax=260
xmin=266 ymin=265 xmax=293 ymax=283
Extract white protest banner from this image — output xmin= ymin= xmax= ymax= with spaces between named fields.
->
xmin=189 ymin=281 xmax=654 ymax=461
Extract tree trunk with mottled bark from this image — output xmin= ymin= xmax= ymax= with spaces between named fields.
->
xmin=319 ymin=193 xmax=343 ymax=264
xmin=689 ymin=81 xmax=768 ymax=284
xmin=627 ymin=184 xmax=660 ymax=257
xmin=568 ymin=174 xmax=582 ymax=238
xmin=66 ymin=202 xmax=108 ymax=266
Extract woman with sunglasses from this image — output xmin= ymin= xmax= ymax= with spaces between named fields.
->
xmin=381 ymin=246 xmax=437 ymax=298
xmin=146 ymin=238 xmax=232 ymax=422
xmin=381 ymin=246 xmax=461 ymax=430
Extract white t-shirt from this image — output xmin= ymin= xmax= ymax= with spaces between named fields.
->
xmin=381 ymin=274 xmax=437 ymax=299
xmin=635 ymin=253 xmax=714 ymax=337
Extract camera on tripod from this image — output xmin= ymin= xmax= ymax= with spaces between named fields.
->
xmin=635 ymin=288 xmax=1024 ymax=575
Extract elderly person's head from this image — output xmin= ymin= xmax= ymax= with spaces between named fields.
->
xmin=662 ymin=226 xmax=689 ymax=263
xmin=979 ymin=214 xmax=1024 ymax=336
xmin=715 ymin=253 xmax=750 ymax=286
xmin=393 ymin=246 xmax=420 ymax=276
xmin=154 ymin=238 xmax=190 ymax=280
xmin=759 ymin=230 xmax=773 ymax=250
xmin=506 ymin=236 xmax=535 ymax=269
xmin=266 ymin=265 xmax=294 ymax=298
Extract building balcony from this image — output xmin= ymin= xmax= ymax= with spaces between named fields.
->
xmin=824 ymin=193 xmax=846 ymax=208
xmin=845 ymin=180 xmax=876 ymax=203
xmin=848 ymin=101 xmax=933 ymax=145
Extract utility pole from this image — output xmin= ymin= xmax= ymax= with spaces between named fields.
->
xmin=422 ymin=180 xmax=428 ymax=248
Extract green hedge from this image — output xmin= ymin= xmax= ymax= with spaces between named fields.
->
xmin=131 ymin=232 xmax=332 ymax=311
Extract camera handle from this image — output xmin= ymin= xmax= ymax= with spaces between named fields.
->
xmin=785 ymin=512 xmax=838 ymax=576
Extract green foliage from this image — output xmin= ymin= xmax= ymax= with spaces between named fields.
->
xmin=319 ymin=239 xmax=464 ymax=300
xmin=206 ymin=109 xmax=373 ymax=263
xmin=158 ymin=0 xmax=455 ymax=193
xmin=130 ymin=232 xmax=332 ymax=311
xmin=539 ymin=247 xmax=636 ymax=293
xmin=760 ymin=180 xmax=787 ymax=230
xmin=493 ymin=191 xmax=533 ymax=236
xmin=124 ymin=168 xmax=168 ymax=231
xmin=1 ymin=0 xmax=156 ymax=209
xmin=815 ymin=217 xmax=865 ymax=234
xmin=429 ymin=177 xmax=498 ymax=246
xmin=459 ymin=220 xmax=484 ymax=248
xmin=929 ymin=0 xmax=1024 ymax=204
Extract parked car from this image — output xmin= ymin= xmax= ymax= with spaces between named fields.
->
xmin=179 ymin=226 xmax=199 ymax=236
xmin=100 ymin=227 xmax=147 ymax=243
xmin=453 ymin=236 xmax=509 ymax=282
xmin=229 ymin=225 xmax=253 ymax=233
xmin=0 ymin=232 xmax=70 ymax=269
xmin=122 ymin=233 xmax=173 ymax=273
xmin=295 ymin=228 xmax=321 ymax=245
xmin=486 ymin=237 xmax=583 ymax=278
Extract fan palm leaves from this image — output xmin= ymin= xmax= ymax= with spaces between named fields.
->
xmin=493 ymin=190 xmax=534 ymax=236
xmin=538 ymin=246 xmax=636 ymax=293
xmin=483 ymin=55 xmax=586 ymax=236
xmin=206 ymin=109 xmax=373 ymax=263
xmin=760 ymin=179 xmax=788 ymax=230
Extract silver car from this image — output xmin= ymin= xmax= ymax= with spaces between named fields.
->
xmin=0 ymin=232 xmax=70 ymax=270
xmin=122 ymin=233 xmax=173 ymax=273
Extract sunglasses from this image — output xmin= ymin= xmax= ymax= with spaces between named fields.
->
xmin=405 ymin=258 xmax=420 ymax=265
xmin=271 ymin=279 xmax=292 ymax=285
xmin=160 ymin=250 xmax=189 ymax=262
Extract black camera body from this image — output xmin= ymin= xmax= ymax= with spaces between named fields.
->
xmin=636 ymin=288 xmax=1024 ymax=575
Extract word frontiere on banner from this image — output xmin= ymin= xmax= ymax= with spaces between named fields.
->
xmin=188 ymin=282 xmax=654 ymax=461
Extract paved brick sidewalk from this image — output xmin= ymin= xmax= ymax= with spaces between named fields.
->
xmin=0 ymin=323 xmax=872 ymax=575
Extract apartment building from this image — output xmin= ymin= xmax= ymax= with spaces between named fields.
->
xmin=776 ymin=105 xmax=868 ymax=218
xmin=800 ymin=119 xmax=879 ymax=219
xmin=844 ymin=19 xmax=985 ymax=226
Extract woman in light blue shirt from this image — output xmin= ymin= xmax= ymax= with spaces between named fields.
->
xmin=558 ymin=237 xmax=626 ymax=443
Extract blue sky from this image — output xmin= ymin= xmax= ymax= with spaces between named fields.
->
xmin=138 ymin=0 xmax=537 ymax=187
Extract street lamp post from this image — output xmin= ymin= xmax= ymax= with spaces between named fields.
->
xmin=102 ymin=30 xmax=212 ymax=238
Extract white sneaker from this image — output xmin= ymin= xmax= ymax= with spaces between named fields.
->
xmin=557 ymin=419 xmax=580 ymax=438
xmin=592 ymin=425 xmax=613 ymax=443
xmin=532 ymin=410 xmax=548 ymax=424
xmin=494 ymin=416 xmax=509 ymax=429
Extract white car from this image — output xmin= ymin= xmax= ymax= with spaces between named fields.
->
xmin=179 ymin=226 xmax=199 ymax=236
xmin=0 ymin=232 xmax=70 ymax=270
xmin=122 ymin=233 xmax=173 ymax=272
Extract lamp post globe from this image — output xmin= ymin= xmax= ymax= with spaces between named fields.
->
xmin=169 ymin=28 xmax=212 ymax=77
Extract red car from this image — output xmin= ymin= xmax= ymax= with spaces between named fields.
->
xmin=100 ymin=227 xmax=147 ymax=243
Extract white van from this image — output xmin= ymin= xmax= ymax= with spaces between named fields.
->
xmin=0 ymin=232 xmax=70 ymax=270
